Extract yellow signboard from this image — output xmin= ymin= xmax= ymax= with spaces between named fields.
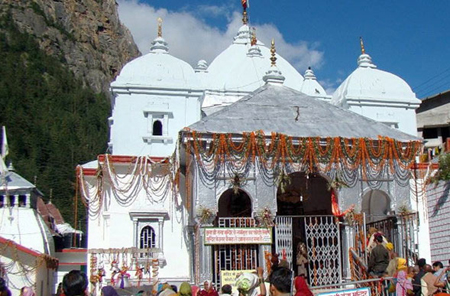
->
xmin=220 ymin=270 xmax=254 ymax=286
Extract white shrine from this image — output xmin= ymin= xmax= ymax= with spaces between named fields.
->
xmin=77 ymin=5 xmax=424 ymax=295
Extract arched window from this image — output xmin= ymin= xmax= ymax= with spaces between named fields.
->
xmin=140 ymin=226 xmax=156 ymax=249
xmin=153 ymin=120 xmax=163 ymax=136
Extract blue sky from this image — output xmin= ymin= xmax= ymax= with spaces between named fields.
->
xmin=117 ymin=0 xmax=450 ymax=98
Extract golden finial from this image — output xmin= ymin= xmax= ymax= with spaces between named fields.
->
xmin=242 ymin=0 xmax=248 ymax=24
xmin=251 ymin=27 xmax=257 ymax=46
xmin=360 ymin=37 xmax=365 ymax=54
xmin=270 ymin=39 xmax=277 ymax=67
xmin=157 ymin=17 xmax=163 ymax=37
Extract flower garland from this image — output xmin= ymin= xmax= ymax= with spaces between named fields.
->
xmin=77 ymin=155 xmax=178 ymax=217
xmin=182 ymin=130 xmax=421 ymax=185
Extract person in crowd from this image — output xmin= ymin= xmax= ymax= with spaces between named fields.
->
xmin=385 ymin=243 xmax=398 ymax=277
xmin=62 ymin=270 xmax=88 ymax=296
xmin=101 ymin=286 xmax=119 ymax=296
xmin=413 ymin=258 xmax=427 ymax=296
xmin=395 ymin=258 xmax=413 ymax=296
xmin=433 ymin=261 xmax=448 ymax=293
xmin=421 ymin=264 xmax=437 ymax=296
xmin=268 ymin=266 xmax=292 ymax=296
xmin=19 ymin=287 xmax=35 ymax=296
xmin=56 ymin=282 xmax=65 ymax=296
xmin=199 ymin=281 xmax=218 ymax=296
xmin=235 ymin=272 xmax=259 ymax=296
xmin=0 ymin=278 xmax=11 ymax=296
xmin=220 ymin=285 xmax=232 ymax=296
xmin=293 ymin=274 xmax=313 ymax=296
xmin=367 ymin=228 xmax=388 ymax=254
xmin=171 ymin=285 xmax=178 ymax=293
xmin=368 ymin=234 xmax=389 ymax=277
xmin=179 ymin=282 xmax=192 ymax=296
xmin=191 ymin=285 xmax=199 ymax=296
xmin=159 ymin=284 xmax=177 ymax=296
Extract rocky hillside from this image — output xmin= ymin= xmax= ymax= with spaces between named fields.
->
xmin=0 ymin=0 xmax=140 ymax=94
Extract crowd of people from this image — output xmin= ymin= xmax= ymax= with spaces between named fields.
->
xmin=367 ymin=230 xmax=450 ymax=296
xmin=0 ymin=259 xmax=313 ymax=296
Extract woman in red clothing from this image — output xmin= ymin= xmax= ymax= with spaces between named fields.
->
xmin=293 ymin=275 xmax=313 ymax=296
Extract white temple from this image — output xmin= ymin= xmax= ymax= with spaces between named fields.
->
xmin=78 ymin=5 xmax=424 ymax=295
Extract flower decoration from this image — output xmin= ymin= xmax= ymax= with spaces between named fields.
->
xmin=196 ymin=206 xmax=216 ymax=225
xmin=231 ymin=173 xmax=242 ymax=195
xmin=256 ymin=207 xmax=275 ymax=228
xmin=344 ymin=205 xmax=356 ymax=226
xmin=327 ymin=174 xmax=349 ymax=191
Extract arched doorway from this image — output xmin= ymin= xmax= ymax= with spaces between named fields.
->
xmin=275 ymin=172 xmax=341 ymax=286
xmin=362 ymin=189 xmax=391 ymax=223
xmin=218 ymin=189 xmax=252 ymax=218
xmin=213 ymin=189 xmax=257 ymax=286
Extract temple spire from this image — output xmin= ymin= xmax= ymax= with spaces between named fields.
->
xmin=157 ymin=17 xmax=163 ymax=37
xmin=360 ymin=37 xmax=365 ymax=54
xmin=263 ymin=38 xmax=285 ymax=85
xmin=270 ymin=39 xmax=277 ymax=67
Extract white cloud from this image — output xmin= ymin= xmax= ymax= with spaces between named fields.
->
xmin=117 ymin=0 xmax=324 ymax=72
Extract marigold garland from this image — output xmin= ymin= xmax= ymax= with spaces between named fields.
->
xmin=182 ymin=129 xmax=421 ymax=182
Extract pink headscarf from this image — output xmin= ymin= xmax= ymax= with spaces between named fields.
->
xmin=396 ymin=270 xmax=413 ymax=296
xmin=191 ymin=285 xmax=199 ymax=296
xmin=20 ymin=287 xmax=36 ymax=296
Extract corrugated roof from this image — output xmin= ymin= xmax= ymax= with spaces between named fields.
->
xmin=188 ymin=84 xmax=421 ymax=142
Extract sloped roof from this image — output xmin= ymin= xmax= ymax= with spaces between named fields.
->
xmin=188 ymin=84 xmax=420 ymax=142
xmin=0 ymin=171 xmax=43 ymax=195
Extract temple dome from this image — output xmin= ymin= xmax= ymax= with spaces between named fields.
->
xmin=299 ymin=67 xmax=329 ymax=100
xmin=332 ymin=52 xmax=419 ymax=106
xmin=111 ymin=36 xmax=199 ymax=89
xmin=205 ymin=24 xmax=304 ymax=93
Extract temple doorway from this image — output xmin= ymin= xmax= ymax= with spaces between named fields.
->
xmin=213 ymin=189 xmax=257 ymax=286
xmin=275 ymin=172 xmax=342 ymax=286
xmin=362 ymin=189 xmax=391 ymax=223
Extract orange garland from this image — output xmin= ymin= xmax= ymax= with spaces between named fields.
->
xmin=183 ymin=130 xmax=421 ymax=180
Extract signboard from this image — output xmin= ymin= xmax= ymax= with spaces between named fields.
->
xmin=317 ymin=287 xmax=371 ymax=296
xmin=204 ymin=228 xmax=272 ymax=245
xmin=220 ymin=270 xmax=254 ymax=286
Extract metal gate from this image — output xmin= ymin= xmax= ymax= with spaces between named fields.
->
xmin=275 ymin=216 xmax=293 ymax=266
xmin=304 ymin=216 xmax=341 ymax=286
xmin=213 ymin=218 xmax=258 ymax=287
xmin=275 ymin=216 xmax=342 ymax=287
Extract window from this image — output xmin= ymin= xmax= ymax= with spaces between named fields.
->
xmin=140 ymin=226 xmax=156 ymax=249
xmin=152 ymin=120 xmax=163 ymax=136
xmin=18 ymin=195 xmax=26 ymax=207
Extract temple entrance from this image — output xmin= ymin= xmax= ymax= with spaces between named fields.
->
xmin=362 ymin=189 xmax=391 ymax=223
xmin=213 ymin=189 xmax=257 ymax=286
xmin=275 ymin=172 xmax=342 ymax=286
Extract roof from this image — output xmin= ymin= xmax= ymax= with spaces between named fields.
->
xmin=111 ymin=36 xmax=199 ymax=89
xmin=299 ymin=68 xmax=329 ymax=100
xmin=205 ymin=24 xmax=304 ymax=93
xmin=0 ymin=171 xmax=43 ymax=195
xmin=188 ymin=83 xmax=420 ymax=142
xmin=332 ymin=53 xmax=420 ymax=106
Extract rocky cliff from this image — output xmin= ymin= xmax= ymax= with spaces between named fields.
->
xmin=0 ymin=0 xmax=140 ymax=94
